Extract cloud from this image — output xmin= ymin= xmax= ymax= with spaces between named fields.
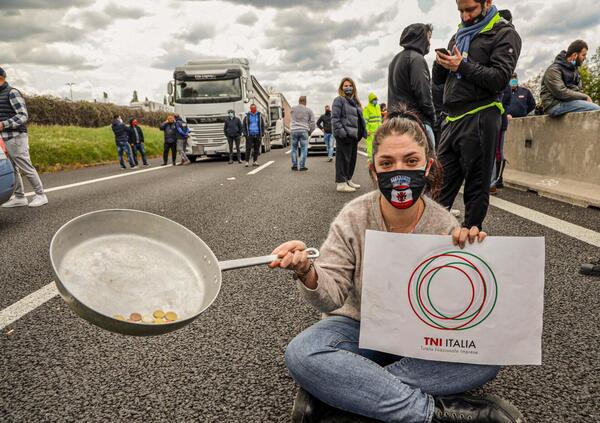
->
xmin=175 ymin=24 xmax=217 ymax=43
xmin=75 ymin=3 xmax=149 ymax=30
xmin=177 ymin=0 xmax=347 ymax=9
xmin=417 ymin=0 xmax=435 ymax=13
xmin=523 ymin=1 xmax=600 ymax=38
xmin=151 ymin=44 xmax=221 ymax=70
xmin=0 ymin=0 xmax=92 ymax=9
xmin=3 ymin=47 xmax=99 ymax=71
xmin=237 ymin=11 xmax=258 ymax=26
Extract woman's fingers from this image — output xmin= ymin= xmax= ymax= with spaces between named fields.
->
xmin=468 ymin=226 xmax=479 ymax=244
xmin=478 ymin=231 xmax=487 ymax=242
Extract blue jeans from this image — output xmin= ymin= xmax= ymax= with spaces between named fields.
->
xmin=285 ymin=316 xmax=500 ymax=423
xmin=117 ymin=142 xmax=134 ymax=168
xmin=291 ymin=130 xmax=309 ymax=169
xmin=324 ymin=133 xmax=334 ymax=159
xmin=131 ymin=143 xmax=148 ymax=165
xmin=548 ymin=100 xmax=600 ymax=117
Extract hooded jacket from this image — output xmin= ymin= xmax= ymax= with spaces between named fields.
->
xmin=388 ymin=24 xmax=435 ymax=127
xmin=362 ymin=93 xmax=383 ymax=136
xmin=540 ymin=51 xmax=588 ymax=112
xmin=432 ymin=13 xmax=522 ymax=118
xmin=111 ymin=119 xmax=129 ymax=144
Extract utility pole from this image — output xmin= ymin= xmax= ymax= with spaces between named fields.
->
xmin=65 ymin=82 xmax=76 ymax=101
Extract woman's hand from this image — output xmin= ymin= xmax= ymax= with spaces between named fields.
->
xmin=269 ymin=241 xmax=311 ymax=274
xmin=452 ymin=226 xmax=487 ymax=249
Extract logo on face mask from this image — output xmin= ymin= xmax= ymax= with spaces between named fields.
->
xmin=390 ymin=175 xmax=415 ymax=209
xmin=377 ymin=167 xmax=428 ymax=210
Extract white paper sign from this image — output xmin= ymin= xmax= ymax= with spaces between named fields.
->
xmin=360 ymin=231 xmax=545 ymax=365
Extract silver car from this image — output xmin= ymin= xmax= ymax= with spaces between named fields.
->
xmin=0 ymin=138 xmax=16 ymax=205
xmin=307 ymin=128 xmax=335 ymax=154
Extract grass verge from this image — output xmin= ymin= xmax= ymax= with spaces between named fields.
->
xmin=27 ymin=124 xmax=165 ymax=173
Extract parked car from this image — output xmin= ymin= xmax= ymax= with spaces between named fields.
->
xmin=307 ymin=128 xmax=335 ymax=155
xmin=0 ymin=138 xmax=16 ymax=206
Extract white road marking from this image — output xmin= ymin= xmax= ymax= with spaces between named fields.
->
xmin=0 ymin=282 xmax=58 ymax=330
xmin=24 ymin=164 xmax=173 ymax=197
xmin=247 ymin=160 xmax=275 ymax=175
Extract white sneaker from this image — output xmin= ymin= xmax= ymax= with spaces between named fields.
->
xmin=347 ymin=180 xmax=361 ymax=189
xmin=337 ymin=183 xmax=356 ymax=193
xmin=28 ymin=194 xmax=48 ymax=208
xmin=2 ymin=197 xmax=29 ymax=208
xmin=450 ymin=209 xmax=461 ymax=217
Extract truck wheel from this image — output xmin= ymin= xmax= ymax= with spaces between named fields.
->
xmin=188 ymin=155 xmax=198 ymax=163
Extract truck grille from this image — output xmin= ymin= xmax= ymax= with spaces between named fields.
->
xmin=188 ymin=123 xmax=227 ymax=144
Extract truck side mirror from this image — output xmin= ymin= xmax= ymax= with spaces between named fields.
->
xmin=167 ymin=81 xmax=174 ymax=95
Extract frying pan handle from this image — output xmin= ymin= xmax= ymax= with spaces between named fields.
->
xmin=219 ymin=248 xmax=320 ymax=272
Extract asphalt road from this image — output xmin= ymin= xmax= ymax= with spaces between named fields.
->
xmin=1 ymin=148 xmax=598 ymax=422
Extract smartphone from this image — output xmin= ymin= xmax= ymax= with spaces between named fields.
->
xmin=435 ymin=48 xmax=450 ymax=56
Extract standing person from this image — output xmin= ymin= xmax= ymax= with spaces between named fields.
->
xmin=223 ymin=109 xmax=243 ymax=164
xmin=388 ymin=23 xmax=436 ymax=149
xmin=362 ymin=92 xmax=383 ymax=161
xmin=0 ymin=67 xmax=48 ymax=208
xmin=505 ymin=73 xmax=536 ymax=119
xmin=242 ymin=104 xmax=265 ymax=167
xmin=112 ymin=115 xmax=137 ymax=170
xmin=432 ymin=81 xmax=445 ymax=145
xmin=160 ymin=115 xmax=178 ymax=166
xmin=490 ymin=81 xmax=513 ymax=194
xmin=317 ymin=105 xmax=334 ymax=162
xmin=380 ymin=103 xmax=388 ymax=121
xmin=433 ymin=0 xmax=521 ymax=230
xmin=175 ymin=115 xmax=191 ymax=166
xmin=128 ymin=118 xmax=149 ymax=167
xmin=269 ymin=108 xmax=525 ymax=423
xmin=290 ymin=96 xmax=316 ymax=171
xmin=540 ymin=40 xmax=600 ymax=117
xmin=331 ymin=77 xmax=367 ymax=193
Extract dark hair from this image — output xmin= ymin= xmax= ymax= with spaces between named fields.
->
xmin=0 ymin=67 xmax=6 ymax=78
xmin=113 ymin=114 xmax=120 ymax=119
xmin=567 ymin=40 xmax=588 ymax=56
xmin=371 ymin=104 xmax=443 ymax=199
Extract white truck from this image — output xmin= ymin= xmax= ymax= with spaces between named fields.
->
xmin=167 ymin=58 xmax=272 ymax=161
xmin=268 ymin=92 xmax=291 ymax=148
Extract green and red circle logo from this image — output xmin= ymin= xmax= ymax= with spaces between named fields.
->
xmin=408 ymin=250 xmax=498 ymax=331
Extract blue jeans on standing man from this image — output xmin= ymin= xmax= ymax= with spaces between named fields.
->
xmin=548 ymin=100 xmax=600 ymax=117
xmin=285 ymin=316 xmax=500 ymax=422
xmin=323 ymin=133 xmax=334 ymax=159
xmin=291 ymin=130 xmax=309 ymax=169
xmin=117 ymin=142 xmax=135 ymax=168
xmin=131 ymin=143 xmax=148 ymax=166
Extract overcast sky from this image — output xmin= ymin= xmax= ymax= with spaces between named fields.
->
xmin=2 ymin=0 xmax=599 ymax=112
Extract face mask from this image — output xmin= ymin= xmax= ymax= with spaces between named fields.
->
xmin=229 ymin=113 xmax=234 ymax=118
xmin=509 ymin=79 xmax=518 ymax=88
xmin=343 ymin=87 xmax=354 ymax=96
xmin=372 ymin=100 xmax=378 ymax=105
xmin=377 ymin=166 xmax=428 ymax=210
xmin=571 ymin=60 xmax=578 ymax=67
xmin=250 ymin=107 xmax=257 ymax=113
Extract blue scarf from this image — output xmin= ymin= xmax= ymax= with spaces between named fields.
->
xmin=454 ymin=5 xmax=498 ymax=78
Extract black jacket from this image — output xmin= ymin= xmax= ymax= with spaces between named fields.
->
xmin=388 ymin=24 xmax=435 ymax=127
xmin=505 ymin=86 xmax=536 ymax=118
xmin=111 ymin=119 xmax=129 ymax=144
xmin=316 ymin=112 xmax=332 ymax=134
xmin=540 ymin=51 xmax=588 ymax=111
xmin=224 ymin=116 xmax=243 ymax=138
xmin=331 ymin=96 xmax=367 ymax=141
xmin=128 ymin=125 xmax=145 ymax=144
xmin=432 ymin=16 xmax=522 ymax=117
xmin=160 ymin=122 xmax=178 ymax=144
xmin=242 ymin=112 xmax=265 ymax=138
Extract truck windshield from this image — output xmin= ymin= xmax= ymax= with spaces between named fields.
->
xmin=175 ymin=78 xmax=242 ymax=104
xmin=270 ymin=107 xmax=281 ymax=121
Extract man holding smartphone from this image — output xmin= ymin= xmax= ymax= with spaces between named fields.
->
xmin=432 ymin=0 xmax=521 ymax=230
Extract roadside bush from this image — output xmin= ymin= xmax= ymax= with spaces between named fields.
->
xmin=25 ymin=96 xmax=169 ymax=128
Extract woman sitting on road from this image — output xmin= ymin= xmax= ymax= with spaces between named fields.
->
xmin=269 ymin=106 xmax=525 ymax=423
xmin=331 ymin=77 xmax=367 ymax=193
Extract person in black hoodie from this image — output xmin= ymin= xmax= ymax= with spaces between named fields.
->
xmin=223 ymin=110 xmax=243 ymax=164
xmin=432 ymin=0 xmax=521 ymax=230
xmin=388 ymin=23 xmax=435 ymax=148
xmin=316 ymin=105 xmax=334 ymax=162
xmin=111 ymin=115 xmax=136 ymax=170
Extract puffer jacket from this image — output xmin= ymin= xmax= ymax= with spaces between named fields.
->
xmin=331 ymin=96 xmax=367 ymax=141
xmin=111 ymin=119 xmax=129 ymax=144
xmin=540 ymin=51 xmax=588 ymax=112
xmin=388 ymin=23 xmax=435 ymax=126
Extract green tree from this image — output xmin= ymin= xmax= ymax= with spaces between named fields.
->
xmin=131 ymin=90 xmax=139 ymax=103
xmin=581 ymin=47 xmax=600 ymax=103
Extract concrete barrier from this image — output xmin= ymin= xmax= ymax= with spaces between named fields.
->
xmin=503 ymin=110 xmax=600 ymax=207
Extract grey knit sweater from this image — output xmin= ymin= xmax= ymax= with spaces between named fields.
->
xmin=299 ymin=190 xmax=460 ymax=321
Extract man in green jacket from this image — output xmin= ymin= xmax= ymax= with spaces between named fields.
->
xmin=362 ymin=93 xmax=382 ymax=161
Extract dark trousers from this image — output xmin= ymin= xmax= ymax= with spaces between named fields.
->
xmin=245 ymin=136 xmax=261 ymax=162
xmin=117 ymin=142 xmax=135 ymax=168
xmin=335 ymin=136 xmax=358 ymax=183
xmin=437 ymin=108 xmax=501 ymax=230
xmin=227 ymin=136 xmax=241 ymax=161
xmin=163 ymin=142 xmax=177 ymax=164
xmin=131 ymin=143 xmax=148 ymax=165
